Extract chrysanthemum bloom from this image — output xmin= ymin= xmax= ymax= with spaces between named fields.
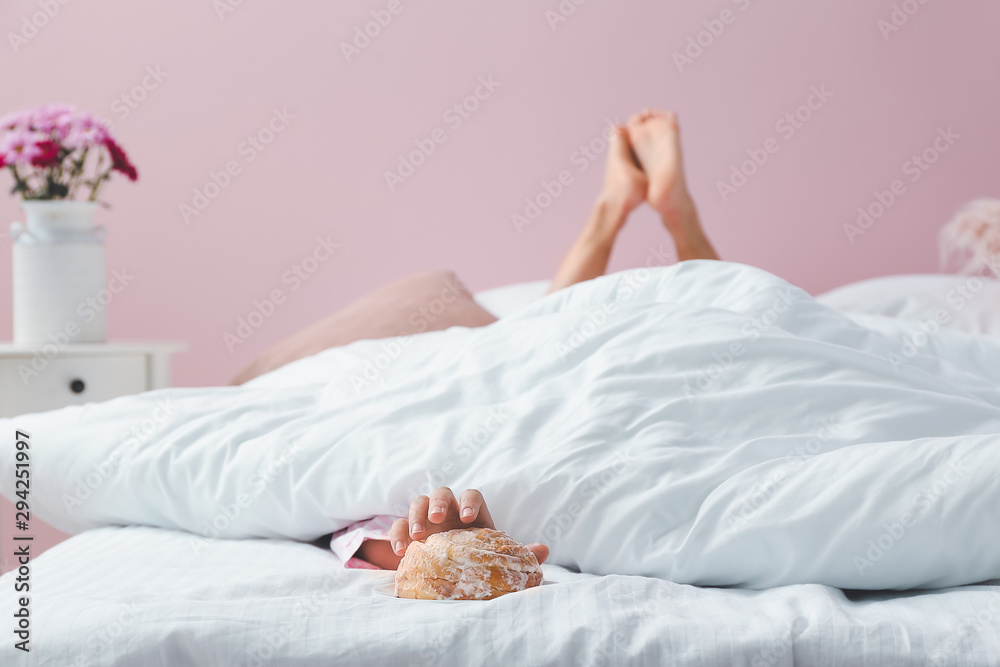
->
xmin=940 ymin=199 xmax=1000 ymax=276
xmin=0 ymin=128 xmax=46 ymax=165
xmin=1 ymin=103 xmax=138 ymax=200
xmin=104 ymin=138 xmax=138 ymax=181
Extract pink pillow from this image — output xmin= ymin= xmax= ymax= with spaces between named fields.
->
xmin=231 ymin=270 xmax=497 ymax=385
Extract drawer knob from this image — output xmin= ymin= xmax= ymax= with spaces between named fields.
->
xmin=69 ymin=379 xmax=86 ymax=394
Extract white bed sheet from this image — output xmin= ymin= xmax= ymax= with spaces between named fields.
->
xmin=2 ymin=526 xmax=999 ymax=666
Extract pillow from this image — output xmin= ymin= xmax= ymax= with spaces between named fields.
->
xmin=816 ymin=274 xmax=1000 ymax=337
xmin=474 ymin=280 xmax=550 ymax=318
xmin=231 ymin=270 xmax=497 ymax=384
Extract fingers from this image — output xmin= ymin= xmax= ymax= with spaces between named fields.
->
xmin=408 ymin=494 xmax=430 ymax=540
xmin=525 ymin=543 xmax=549 ymax=565
xmin=397 ymin=487 xmax=495 ymax=554
xmin=427 ymin=487 xmax=458 ymax=525
xmin=390 ymin=517 xmax=411 ymax=556
xmin=458 ymin=488 xmax=483 ymax=522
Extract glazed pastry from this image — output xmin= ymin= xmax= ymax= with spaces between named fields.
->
xmin=395 ymin=527 xmax=542 ymax=600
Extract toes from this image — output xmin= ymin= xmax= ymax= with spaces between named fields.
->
xmin=611 ymin=126 xmax=640 ymax=164
xmin=637 ymin=108 xmax=679 ymax=127
xmin=609 ymin=125 xmax=627 ymax=148
xmin=627 ymin=111 xmax=646 ymax=127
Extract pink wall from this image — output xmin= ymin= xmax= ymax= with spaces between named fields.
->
xmin=0 ymin=0 xmax=998 ymax=389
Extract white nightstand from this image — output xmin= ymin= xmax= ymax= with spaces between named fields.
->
xmin=0 ymin=341 xmax=187 ymax=574
xmin=0 ymin=342 xmax=186 ymax=418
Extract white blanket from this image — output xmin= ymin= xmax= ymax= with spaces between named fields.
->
xmin=4 ymin=261 xmax=1000 ymax=589
xmin=3 ymin=526 xmax=1000 ymax=667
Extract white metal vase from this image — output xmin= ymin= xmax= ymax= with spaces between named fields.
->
xmin=10 ymin=201 xmax=107 ymax=344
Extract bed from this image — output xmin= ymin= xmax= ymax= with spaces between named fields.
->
xmin=3 ymin=262 xmax=1000 ymax=666
xmin=11 ymin=525 xmax=1000 ymax=666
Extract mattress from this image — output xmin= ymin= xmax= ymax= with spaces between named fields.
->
xmin=2 ymin=525 xmax=999 ymax=666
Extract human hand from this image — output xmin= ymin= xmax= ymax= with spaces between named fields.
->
xmin=389 ymin=487 xmax=549 ymax=565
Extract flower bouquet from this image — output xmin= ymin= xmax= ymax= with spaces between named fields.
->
xmin=2 ymin=103 xmax=139 ymax=344
xmin=0 ymin=103 xmax=137 ymax=201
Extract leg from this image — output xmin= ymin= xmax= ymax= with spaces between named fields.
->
xmin=627 ymin=110 xmax=719 ymax=262
xmin=547 ymin=126 xmax=648 ymax=294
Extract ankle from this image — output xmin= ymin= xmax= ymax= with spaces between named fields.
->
xmin=674 ymin=235 xmax=719 ymax=262
xmin=658 ymin=196 xmax=698 ymax=232
xmin=591 ymin=195 xmax=631 ymax=235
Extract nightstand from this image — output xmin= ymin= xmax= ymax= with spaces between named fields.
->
xmin=0 ymin=342 xmax=186 ymax=418
xmin=0 ymin=342 xmax=185 ymax=574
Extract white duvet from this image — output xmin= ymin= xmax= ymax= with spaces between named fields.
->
xmin=3 ymin=261 xmax=1000 ymax=590
xmin=5 ymin=526 xmax=1000 ymax=667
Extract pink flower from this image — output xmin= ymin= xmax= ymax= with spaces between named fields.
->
xmin=104 ymin=137 xmax=138 ymax=181
xmin=940 ymin=199 xmax=1000 ymax=276
xmin=64 ymin=124 xmax=108 ymax=150
xmin=0 ymin=128 xmax=47 ymax=166
xmin=30 ymin=140 xmax=60 ymax=168
xmin=0 ymin=111 xmax=29 ymax=133
xmin=0 ymin=103 xmax=138 ymax=200
xmin=29 ymin=103 xmax=74 ymax=134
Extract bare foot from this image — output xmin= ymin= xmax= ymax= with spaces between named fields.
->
xmin=627 ymin=110 xmax=718 ymax=261
xmin=598 ymin=125 xmax=648 ymax=227
xmin=626 ymin=110 xmax=693 ymax=221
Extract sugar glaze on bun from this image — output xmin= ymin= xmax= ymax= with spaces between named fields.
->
xmin=394 ymin=527 xmax=542 ymax=600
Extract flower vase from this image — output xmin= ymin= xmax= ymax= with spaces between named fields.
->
xmin=10 ymin=201 xmax=107 ymax=344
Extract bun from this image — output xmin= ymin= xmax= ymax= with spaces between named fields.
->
xmin=394 ymin=527 xmax=542 ymax=600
